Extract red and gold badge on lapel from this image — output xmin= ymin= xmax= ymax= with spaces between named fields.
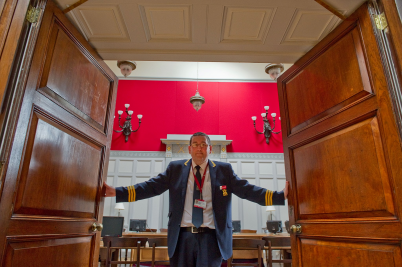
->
xmin=220 ymin=185 xmax=228 ymax=196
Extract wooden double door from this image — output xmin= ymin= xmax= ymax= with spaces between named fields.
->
xmin=1 ymin=0 xmax=402 ymax=266
xmin=0 ymin=0 xmax=117 ymax=266
xmin=278 ymin=2 xmax=402 ymax=266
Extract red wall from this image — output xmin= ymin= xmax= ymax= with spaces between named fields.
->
xmin=111 ymin=80 xmax=283 ymax=153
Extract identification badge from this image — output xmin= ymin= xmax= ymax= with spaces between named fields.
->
xmin=194 ymin=199 xmax=206 ymax=209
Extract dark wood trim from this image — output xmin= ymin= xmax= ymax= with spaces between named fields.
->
xmin=0 ymin=0 xmax=30 ymax=110
xmin=314 ymin=0 xmax=347 ymax=20
xmin=38 ymin=87 xmax=105 ymax=133
xmin=62 ymin=0 xmax=88 ymax=14
xmin=369 ymin=0 xmax=402 ymax=144
xmin=0 ymin=0 xmax=45 ymax=201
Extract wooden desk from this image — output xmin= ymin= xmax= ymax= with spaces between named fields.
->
xmin=121 ymin=232 xmax=291 ymax=261
xmin=123 ymin=232 xmax=167 ymax=238
xmin=123 ymin=231 xmax=289 ymax=240
xmin=232 ymin=232 xmax=290 ymax=239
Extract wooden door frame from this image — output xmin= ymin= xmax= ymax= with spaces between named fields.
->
xmin=0 ymin=0 xmax=45 ymax=201
xmin=371 ymin=0 xmax=402 ymax=143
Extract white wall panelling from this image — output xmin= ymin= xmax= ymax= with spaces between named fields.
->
xmin=228 ymin=156 xmax=289 ymax=233
xmin=105 ymin=156 xmax=166 ymax=231
xmin=106 ymin=151 xmax=287 ymax=233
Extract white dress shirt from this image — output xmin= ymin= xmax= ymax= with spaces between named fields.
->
xmin=180 ymin=160 xmax=215 ymax=229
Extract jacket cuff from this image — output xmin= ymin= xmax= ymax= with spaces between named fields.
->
xmin=116 ymin=185 xmax=136 ymax=203
xmin=265 ymin=190 xmax=285 ymax=206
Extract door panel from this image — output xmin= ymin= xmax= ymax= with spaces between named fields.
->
xmin=0 ymin=0 xmax=118 ymax=265
xmin=294 ymin=116 xmax=394 ymax=220
xmin=278 ymin=3 xmax=402 ymax=266
xmin=14 ymin=110 xmax=103 ymax=217
xmin=38 ymin=18 xmax=112 ymax=132
xmin=286 ymin=28 xmax=373 ymax=134
xmin=300 ymin=239 xmax=402 ymax=267
xmin=4 ymin=236 xmax=93 ymax=267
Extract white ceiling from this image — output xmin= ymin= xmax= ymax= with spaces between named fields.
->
xmin=56 ymin=0 xmax=366 ymax=63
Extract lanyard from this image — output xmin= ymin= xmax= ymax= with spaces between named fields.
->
xmin=191 ymin=163 xmax=208 ymax=198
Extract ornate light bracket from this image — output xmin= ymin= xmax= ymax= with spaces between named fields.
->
xmin=114 ymin=104 xmax=143 ymax=142
xmin=252 ymin=106 xmax=281 ymax=144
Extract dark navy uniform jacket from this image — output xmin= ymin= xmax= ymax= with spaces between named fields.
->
xmin=115 ymin=159 xmax=285 ymax=260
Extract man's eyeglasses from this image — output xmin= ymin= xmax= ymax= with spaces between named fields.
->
xmin=191 ymin=143 xmax=209 ymax=148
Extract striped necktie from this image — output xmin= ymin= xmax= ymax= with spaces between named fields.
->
xmin=192 ymin=165 xmax=203 ymax=228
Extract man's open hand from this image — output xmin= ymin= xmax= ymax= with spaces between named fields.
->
xmin=284 ymin=181 xmax=289 ymax=200
xmin=103 ymin=181 xmax=116 ymax=197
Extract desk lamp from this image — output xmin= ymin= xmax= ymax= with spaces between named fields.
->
xmin=115 ymin=203 xmax=125 ymax=217
xmin=266 ymin=206 xmax=276 ymax=221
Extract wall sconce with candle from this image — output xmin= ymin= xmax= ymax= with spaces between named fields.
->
xmin=114 ymin=104 xmax=142 ymax=142
xmin=252 ymin=106 xmax=281 ymax=144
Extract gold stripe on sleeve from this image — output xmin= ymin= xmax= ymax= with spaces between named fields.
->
xmin=269 ymin=190 xmax=273 ymax=206
xmin=266 ymin=190 xmax=273 ymax=206
xmin=128 ymin=186 xmax=132 ymax=202
xmin=128 ymin=185 xmax=136 ymax=202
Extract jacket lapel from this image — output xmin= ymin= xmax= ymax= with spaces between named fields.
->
xmin=180 ymin=159 xmax=192 ymax=207
xmin=209 ymin=159 xmax=216 ymax=203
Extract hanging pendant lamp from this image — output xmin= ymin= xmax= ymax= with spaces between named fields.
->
xmin=190 ymin=62 xmax=205 ymax=111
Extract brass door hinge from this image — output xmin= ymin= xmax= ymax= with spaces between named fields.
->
xmin=26 ymin=5 xmax=40 ymax=23
xmin=374 ymin=13 xmax=388 ymax=30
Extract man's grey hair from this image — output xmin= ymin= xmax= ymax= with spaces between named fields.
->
xmin=189 ymin=132 xmax=211 ymax=145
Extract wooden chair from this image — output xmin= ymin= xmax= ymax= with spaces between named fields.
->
xmin=262 ymin=236 xmax=292 ymax=267
xmin=227 ymin=239 xmax=265 ymax=267
xmin=147 ymin=238 xmax=170 ymax=267
xmin=103 ymin=236 xmax=148 ymax=267
xmin=240 ymin=229 xmax=257 ymax=233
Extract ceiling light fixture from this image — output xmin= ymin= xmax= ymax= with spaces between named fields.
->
xmin=190 ymin=62 xmax=205 ymax=112
xmin=265 ymin=63 xmax=284 ymax=81
xmin=117 ymin=60 xmax=136 ymax=77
